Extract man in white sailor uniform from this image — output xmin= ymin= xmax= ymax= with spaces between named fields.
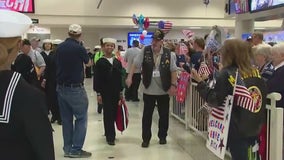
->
xmin=0 ymin=10 xmax=55 ymax=160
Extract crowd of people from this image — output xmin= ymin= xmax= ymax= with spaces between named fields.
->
xmin=1 ymin=9 xmax=284 ymax=160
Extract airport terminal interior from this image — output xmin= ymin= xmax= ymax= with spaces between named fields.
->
xmin=1 ymin=0 xmax=284 ymax=159
xmin=52 ymin=78 xmax=226 ymax=160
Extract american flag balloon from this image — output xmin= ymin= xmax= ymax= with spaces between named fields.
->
xmin=161 ymin=21 xmax=173 ymax=34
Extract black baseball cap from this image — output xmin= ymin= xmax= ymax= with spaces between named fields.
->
xmin=152 ymin=29 xmax=164 ymax=40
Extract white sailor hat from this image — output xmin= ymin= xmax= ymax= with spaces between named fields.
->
xmin=94 ymin=45 xmax=101 ymax=49
xmin=0 ymin=10 xmax=32 ymax=38
xmin=52 ymin=39 xmax=63 ymax=45
xmin=69 ymin=24 xmax=82 ymax=35
xmin=42 ymin=39 xmax=53 ymax=43
xmin=102 ymin=38 xmax=116 ymax=44
xmin=30 ymin=36 xmax=40 ymax=42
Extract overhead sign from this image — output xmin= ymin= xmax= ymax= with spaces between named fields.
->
xmin=31 ymin=18 xmax=38 ymax=24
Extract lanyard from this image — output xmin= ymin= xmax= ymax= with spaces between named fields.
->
xmin=153 ymin=53 xmax=161 ymax=70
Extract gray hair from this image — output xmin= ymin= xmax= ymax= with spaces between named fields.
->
xmin=271 ymin=43 xmax=284 ymax=56
xmin=254 ymin=44 xmax=272 ymax=61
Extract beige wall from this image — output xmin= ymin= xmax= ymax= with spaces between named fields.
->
xmin=30 ymin=0 xmax=234 ymax=28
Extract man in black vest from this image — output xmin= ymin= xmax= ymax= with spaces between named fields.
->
xmin=126 ymin=29 xmax=178 ymax=148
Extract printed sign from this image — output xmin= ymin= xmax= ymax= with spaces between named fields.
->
xmin=176 ymin=72 xmax=190 ymax=103
xmin=206 ymin=95 xmax=233 ymax=159
xmin=0 ymin=0 xmax=34 ymax=13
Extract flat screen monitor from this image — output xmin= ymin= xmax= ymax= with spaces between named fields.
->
xmin=0 ymin=0 xmax=34 ymax=13
xmin=251 ymin=0 xmax=284 ymax=12
xmin=241 ymin=33 xmax=252 ymax=40
xmin=263 ymin=30 xmax=284 ymax=43
xmin=234 ymin=0 xmax=250 ymax=14
xmin=229 ymin=0 xmax=250 ymax=14
xmin=229 ymin=0 xmax=236 ymax=14
xmin=128 ymin=32 xmax=154 ymax=47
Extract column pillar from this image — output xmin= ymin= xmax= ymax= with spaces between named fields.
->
xmin=234 ymin=19 xmax=254 ymax=39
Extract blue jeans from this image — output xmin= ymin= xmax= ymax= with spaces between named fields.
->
xmin=57 ymin=85 xmax=89 ymax=154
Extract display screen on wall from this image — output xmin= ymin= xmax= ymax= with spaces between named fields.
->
xmin=263 ymin=30 xmax=284 ymax=43
xmin=229 ymin=0 xmax=236 ymax=14
xmin=251 ymin=0 xmax=284 ymax=12
xmin=0 ymin=0 xmax=35 ymax=13
xmin=241 ymin=33 xmax=252 ymax=40
xmin=234 ymin=0 xmax=250 ymax=14
xmin=128 ymin=32 xmax=154 ymax=47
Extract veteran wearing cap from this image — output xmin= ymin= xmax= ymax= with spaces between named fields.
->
xmin=126 ymin=29 xmax=178 ymax=148
xmin=0 ymin=10 xmax=55 ymax=160
xmin=94 ymin=37 xmax=124 ymax=145
xmin=30 ymin=36 xmax=42 ymax=52
xmin=19 ymin=38 xmax=46 ymax=80
xmin=55 ymin=24 xmax=92 ymax=158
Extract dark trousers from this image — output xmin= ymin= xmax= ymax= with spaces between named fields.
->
xmin=102 ymin=94 xmax=119 ymax=142
xmin=125 ymin=73 xmax=141 ymax=100
xmin=85 ymin=67 xmax=92 ymax=78
xmin=228 ymin=132 xmax=258 ymax=160
xmin=142 ymin=94 xmax=170 ymax=142
xmin=46 ymin=82 xmax=61 ymax=121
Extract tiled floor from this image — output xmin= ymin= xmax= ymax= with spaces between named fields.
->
xmin=52 ymin=79 xmax=230 ymax=160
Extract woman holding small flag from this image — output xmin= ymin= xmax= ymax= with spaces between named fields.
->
xmin=192 ymin=38 xmax=267 ymax=160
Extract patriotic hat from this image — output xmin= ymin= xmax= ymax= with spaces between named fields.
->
xmin=0 ymin=10 xmax=32 ymax=38
xmin=152 ymin=29 xmax=164 ymax=40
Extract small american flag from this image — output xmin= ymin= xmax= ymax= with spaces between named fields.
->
xmin=182 ymin=29 xmax=194 ymax=39
xmin=198 ymin=62 xmax=211 ymax=76
xmin=234 ymin=71 xmax=255 ymax=112
xmin=207 ymin=96 xmax=231 ymax=121
xmin=211 ymin=107 xmax=224 ymax=121
xmin=161 ymin=21 xmax=172 ymax=34
xmin=178 ymin=43 xmax=188 ymax=55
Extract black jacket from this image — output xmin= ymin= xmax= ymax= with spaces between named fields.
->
xmin=94 ymin=57 xmax=123 ymax=98
xmin=197 ymin=66 xmax=267 ymax=137
xmin=0 ymin=70 xmax=55 ymax=160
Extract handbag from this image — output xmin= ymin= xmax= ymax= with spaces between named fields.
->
xmin=116 ymin=99 xmax=129 ymax=133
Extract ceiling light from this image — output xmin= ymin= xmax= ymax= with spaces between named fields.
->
xmin=254 ymin=27 xmax=266 ymax=30
xmin=188 ymin=26 xmax=202 ymax=29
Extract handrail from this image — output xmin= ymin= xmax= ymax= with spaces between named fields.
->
xmin=171 ymin=79 xmax=283 ymax=160
xmin=266 ymin=92 xmax=282 ymax=160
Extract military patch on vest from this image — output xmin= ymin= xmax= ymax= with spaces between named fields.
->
xmin=248 ymin=86 xmax=262 ymax=113
xmin=144 ymin=50 xmax=152 ymax=63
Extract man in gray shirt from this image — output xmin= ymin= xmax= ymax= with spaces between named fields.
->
xmin=124 ymin=40 xmax=141 ymax=101
xmin=21 ymin=39 xmax=46 ymax=79
xmin=126 ymin=29 xmax=177 ymax=148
